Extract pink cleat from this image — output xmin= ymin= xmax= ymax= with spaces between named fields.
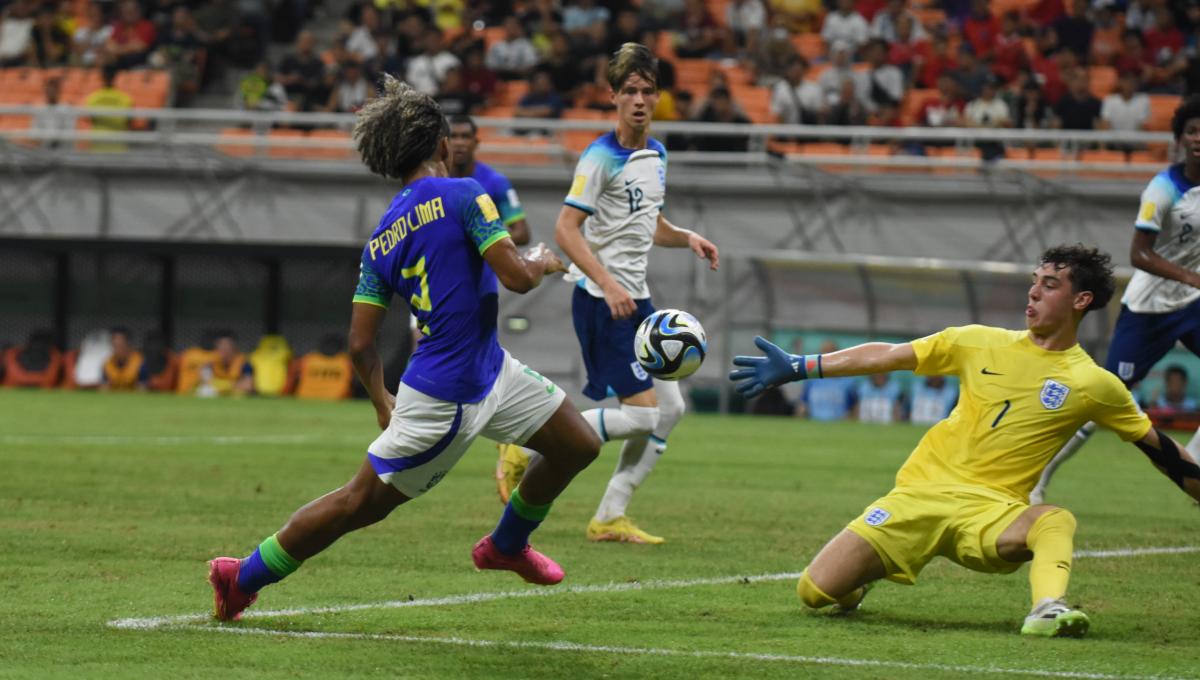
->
xmin=471 ymin=535 xmax=565 ymax=585
xmin=207 ymin=557 xmax=258 ymax=621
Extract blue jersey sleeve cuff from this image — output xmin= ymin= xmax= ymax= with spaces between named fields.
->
xmin=564 ymin=199 xmax=595 ymax=215
xmin=1134 ymin=223 xmax=1160 ymax=232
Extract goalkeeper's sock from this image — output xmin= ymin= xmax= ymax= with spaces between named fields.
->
xmin=581 ymin=405 xmax=658 ymax=442
xmin=490 ymin=487 xmax=553 ymax=555
xmin=1026 ymin=508 xmax=1077 ymax=606
xmin=237 ymin=534 xmax=302 ymax=594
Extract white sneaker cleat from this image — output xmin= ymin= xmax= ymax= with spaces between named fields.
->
xmin=1021 ymin=598 xmax=1090 ymax=637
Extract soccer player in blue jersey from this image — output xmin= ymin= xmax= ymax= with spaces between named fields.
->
xmin=447 ymin=114 xmax=531 ymax=246
xmin=497 ymin=43 xmax=720 ymax=544
xmin=1032 ymin=96 xmax=1200 ymax=503
xmin=207 ymin=77 xmax=601 ymax=621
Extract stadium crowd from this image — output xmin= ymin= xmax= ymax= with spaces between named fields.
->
xmin=2 ymin=0 xmax=1199 ymax=154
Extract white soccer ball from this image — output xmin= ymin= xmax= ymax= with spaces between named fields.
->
xmin=634 ymin=309 xmax=707 ymax=381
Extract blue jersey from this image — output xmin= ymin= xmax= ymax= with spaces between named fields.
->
xmin=857 ymin=379 xmax=904 ymax=424
xmin=472 ymin=161 xmax=525 ymax=227
xmin=353 ymin=176 xmax=511 ymax=403
xmin=802 ymin=377 xmax=857 ymax=421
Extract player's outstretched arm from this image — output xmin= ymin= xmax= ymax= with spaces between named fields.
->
xmin=348 ymin=302 xmax=395 ymax=430
xmin=1130 ymin=230 xmax=1200 ymax=289
xmin=554 ymin=205 xmax=636 ymax=318
xmin=654 ymin=214 xmax=719 ymax=271
xmin=1133 ymin=428 xmax=1200 ymax=502
xmin=730 ymin=337 xmax=917 ymax=399
xmin=483 ymin=237 xmax=566 ymax=294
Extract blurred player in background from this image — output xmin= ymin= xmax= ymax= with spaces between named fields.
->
xmin=1032 ymin=97 xmax=1200 ymax=504
xmin=447 ymin=114 xmax=531 ymax=245
xmin=495 ymin=43 xmax=719 ymax=545
xmin=731 ymin=244 xmax=1200 ymax=637
xmin=207 ymin=78 xmax=601 ymax=621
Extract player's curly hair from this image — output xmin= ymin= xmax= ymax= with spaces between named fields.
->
xmin=353 ymin=75 xmax=449 ymax=180
xmin=606 ymin=42 xmax=657 ymax=91
xmin=1171 ymin=95 xmax=1200 ymax=140
xmin=1039 ymin=244 xmax=1115 ymax=314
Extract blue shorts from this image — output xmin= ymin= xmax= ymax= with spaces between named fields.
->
xmin=572 ymin=284 xmax=656 ymax=401
xmin=1105 ymin=298 xmax=1200 ymax=385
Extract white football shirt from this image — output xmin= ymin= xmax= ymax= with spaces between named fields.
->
xmin=1123 ymin=164 xmax=1200 ymax=313
xmin=562 ymin=132 xmax=667 ymax=300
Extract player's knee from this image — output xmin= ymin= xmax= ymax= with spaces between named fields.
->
xmin=797 ymin=570 xmax=838 ymax=609
xmin=620 ymin=403 xmax=660 ymax=437
xmin=655 ymin=385 xmax=686 ymax=434
xmin=1037 ymin=507 xmax=1077 ymax=534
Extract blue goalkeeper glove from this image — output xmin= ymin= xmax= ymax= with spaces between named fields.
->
xmin=728 ymin=336 xmax=818 ymax=399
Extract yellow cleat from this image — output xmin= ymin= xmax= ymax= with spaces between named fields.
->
xmin=586 ymin=516 xmax=665 ymax=544
xmin=495 ymin=443 xmax=531 ymax=504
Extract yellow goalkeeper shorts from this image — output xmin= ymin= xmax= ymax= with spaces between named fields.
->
xmin=846 ymin=484 xmax=1029 ymax=585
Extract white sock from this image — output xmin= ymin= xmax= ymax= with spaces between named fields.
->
xmin=582 ymin=404 xmax=658 ymax=442
xmin=593 ymin=381 xmax=686 ymax=522
xmin=1031 ymin=421 xmax=1096 ymax=502
xmin=1185 ymin=425 xmax=1200 ymax=464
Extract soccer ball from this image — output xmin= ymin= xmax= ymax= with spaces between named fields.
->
xmin=634 ymin=309 xmax=707 ymax=380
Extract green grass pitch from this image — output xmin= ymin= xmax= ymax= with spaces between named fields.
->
xmin=2 ymin=390 xmax=1198 ymax=679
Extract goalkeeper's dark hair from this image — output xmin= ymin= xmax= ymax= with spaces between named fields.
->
xmin=1172 ymin=95 xmax=1200 ymax=140
xmin=353 ymin=75 xmax=449 ymax=180
xmin=1039 ymin=244 xmax=1115 ymax=314
xmin=606 ymin=42 xmax=657 ymax=91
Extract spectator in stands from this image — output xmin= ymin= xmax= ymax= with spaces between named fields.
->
xmin=435 ymin=66 xmax=479 ymax=116
xmin=964 ymin=76 xmax=1011 ymax=159
xmin=236 ymin=60 xmax=289 ymax=111
xmin=345 ymin=4 xmax=381 ymax=62
xmin=1090 ymin=4 xmax=1122 ymax=66
xmin=563 ymin=0 xmax=610 ymax=43
xmin=27 ymin=5 xmax=69 ymax=67
xmin=992 ymin=12 xmax=1029 ymax=83
xmin=818 ymin=42 xmax=859 ymax=105
xmin=71 ymin=2 xmax=112 ymax=67
xmin=149 ymin=6 xmax=203 ymax=104
xmin=32 ymin=76 xmax=73 ymax=148
xmin=641 ymin=0 xmax=687 ymax=31
xmin=1116 ymin=30 xmax=1155 ymax=85
xmin=1152 ymin=365 xmax=1198 ymax=413
xmin=1034 ymin=46 xmax=1076 ymax=104
xmin=908 ymin=73 xmax=963 ymax=153
xmin=514 ymin=68 xmax=565 ymax=119
xmin=1145 ymin=7 xmax=1185 ymax=69
xmin=364 ymin=30 xmax=404 ymax=81
xmin=606 ymin=10 xmax=643 ymax=56
xmin=1125 ymin=0 xmax=1156 ymax=33
xmin=771 ymin=56 xmax=823 ymax=124
xmin=726 ymin=0 xmax=767 ymax=54
xmin=1053 ymin=69 xmax=1101 ymax=129
xmin=1013 ymin=79 xmax=1055 ymax=131
xmin=675 ymin=0 xmax=722 ymax=58
xmin=106 ymin=0 xmax=156 ymax=69
xmin=826 ymin=76 xmax=869 ymax=126
xmin=887 ymin=13 xmax=926 ymax=80
xmin=693 ymin=86 xmax=753 ymax=150
xmin=909 ymin=374 xmax=958 ymax=424
xmin=405 ymin=29 xmax=459 ymax=96
xmin=99 ymin=326 xmax=143 ymax=392
xmin=821 ymin=0 xmax=869 ymax=53
xmin=0 ymin=0 xmax=35 ymax=67
xmin=196 ymin=331 xmax=253 ymax=397
xmin=325 ymin=59 xmax=374 ymax=113
xmin=1100 ymin=71 xmax=1150 ymax=136
xmin=861 ymin=38 xmax=904 ymax=113
xmin=871 ymin=0 xmax=925 ymax=44
xmin=486 ymin=15 xmax=538 ymax=81
xmin=954 ymin=45 xmax=991 ymax=99
xmin=771 ymin=0 xmax=823 ymax=33
xmin=545 ymin=32 xmax=585 ymax=100
xmin=85 ymin=65 xmax=133 ymax=153
xmin=460 ymin=45 xmax=497 ymax=107
xmin=2 ymin=329 xmax=62 ymax=388
xmin=278 ymin=30 xmax=329 ymax=111
xmin=962 ymin=0 xmax=999 ymax=58
xmin=753 ymin=16 xmax=798 ymax=83
xmin=797 ymin=341 xmax=858 ymax=421
xmin=857 ymin=372 xmax=905 ymax=424
xmin=913 ymin=33 xmax=957 ymax=89
xmin=294 ymin=334 xmax=354 ymax=400
xmin=140 ymin=329 xmax=177 ymax=392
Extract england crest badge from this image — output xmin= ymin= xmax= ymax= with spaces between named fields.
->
xmin=1040 ymin=379 xmax=1070 ymax=410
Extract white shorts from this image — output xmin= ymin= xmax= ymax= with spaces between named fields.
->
xmin=366 ymin=351 xmax=566 ymax=498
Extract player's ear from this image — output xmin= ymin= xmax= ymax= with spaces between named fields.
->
xmin=437 ymin=136 xmax=449 ymax=162
xmin=1073 ymin=290 xmax=1094 ymax=312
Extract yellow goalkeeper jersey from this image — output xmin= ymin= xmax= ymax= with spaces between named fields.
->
xmin=899 ymin=325 xmax=1151 ymax=501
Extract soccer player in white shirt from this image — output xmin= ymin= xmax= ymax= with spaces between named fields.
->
xmin=496 ymin=43 xmax=719 ymax=544
xmin=1032 ymin=96 xmax=1200 ymax=503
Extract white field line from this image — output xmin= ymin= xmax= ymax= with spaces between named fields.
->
xmin=108 ymin=544 xmax=1199 ymax=632
xmin=0 ymin=434 xmax=362 ymax=446
xmin=177 ymin=625 xmax=1196 ymax=680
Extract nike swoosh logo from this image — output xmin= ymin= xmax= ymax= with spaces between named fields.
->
xmin=624 ymin=179 xmax=636 ymax=186
xmin=981 ymin=368 xmax=1004 ymax=376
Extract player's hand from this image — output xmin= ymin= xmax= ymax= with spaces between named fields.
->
xmin=728 ymin=336 xmax=804 ymax=399
xmin=375 ymin=391 xmax=395 ymax=430
xmin=603 ymin=282 xmax=637 ymax=319
xmin=688 ymin=233 xmax=719 ymax=271
xmin=528 ymin=242 xmax=567 ymax=275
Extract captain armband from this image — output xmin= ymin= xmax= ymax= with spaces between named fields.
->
xmin=1134 ymin=428 xmax=1200 ymax=491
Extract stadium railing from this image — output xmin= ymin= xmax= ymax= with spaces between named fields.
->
xmin=0 ymin=105 xmax=1178 ymax=179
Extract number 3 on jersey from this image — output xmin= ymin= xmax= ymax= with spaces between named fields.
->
xmin=402 ymin=255 xmax=432 ymax=335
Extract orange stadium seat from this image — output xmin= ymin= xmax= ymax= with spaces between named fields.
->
xmin=990 ymin=0 xmax=1038 ymax=17
xmin=3 ymin=340 xmax=63 ymax=389
xmin=477 ymin=105 xmax=516 ymax=119
xmin=901 ymin=88 xmax=938 ymax=125
xmin=797 ymin=142 xmax=852 ymax=173
xmin=495 ymin=80 xmax=529 ymax=107
xmin=563 ymin=108 xmax=606 ymax=153
xmin=912 ymin=8 xmax=947 ymax=30
xmin=655 ymin=31 xmax=676 ymax=60
xmin=732 ymin=85 xmax=774 ymax=123
xmin=674 ymin=59 xmax=715 ymax=90
xmin=791 ymin=34 xmax=827 ymax=63
xmin=706 ymin=0 xmax=730 ymax=26
xmin=1 ymin=68 xmax=45 ymax=99
xmin=1147 ymin=95 xmax=1180 ymax=132
xmin=478 ymin=134 xmax=556 ymax=165
xmin=482 ymin=26 xmax=506 ymax=51
xmin=267 ymin=128 xmax=307 ymax=159
xmin=307 ymin=129 xmax=355 ymax=160
xmin=115 ymin=69 xmax=171 ymax=108
xmin=1088 ymin=66 xmax=1117 ymax=99
xmin=217 ymin=127 xmax=255 ymax=157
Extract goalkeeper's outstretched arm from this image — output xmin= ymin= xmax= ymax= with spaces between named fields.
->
xmin=1134 ymin=428 xmax=1200 ymax=502
xmin=729 ymin=337 xmax=918 ymax=399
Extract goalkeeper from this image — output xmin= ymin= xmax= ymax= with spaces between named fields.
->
xmin=729 ymin=244 xmax=1200 ymax=637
